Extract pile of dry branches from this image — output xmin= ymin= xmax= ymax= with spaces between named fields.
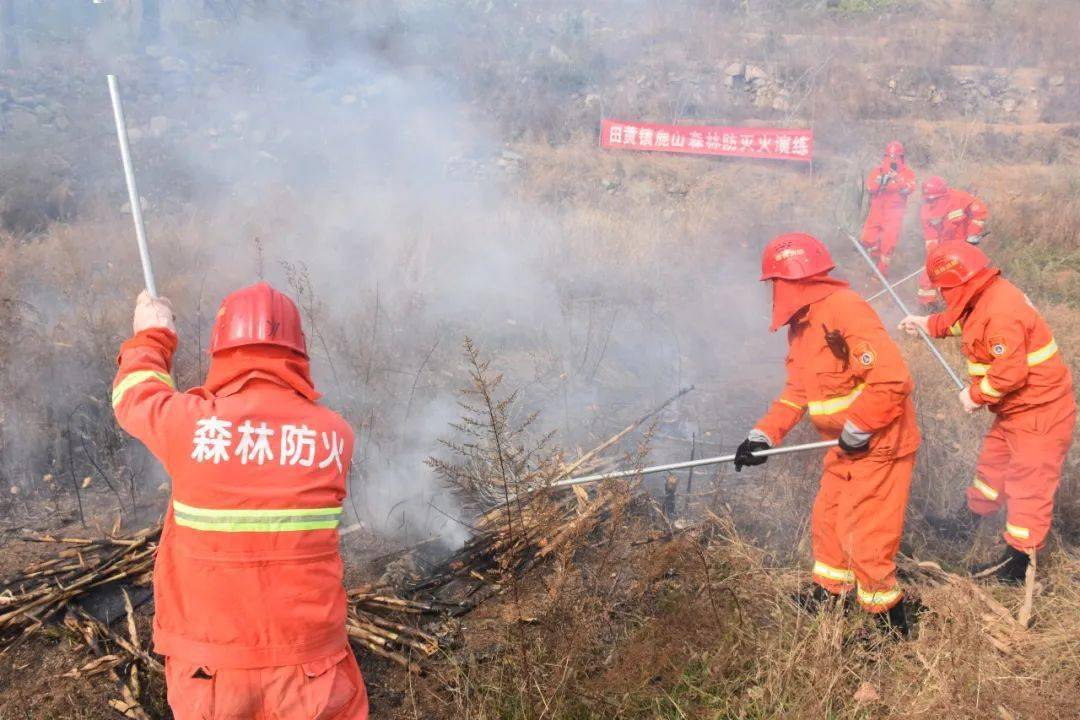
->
xmin=0 ymin=526 xmax=452 ymax=676
xmin=406 ymin=342 xmax=688 ymax=615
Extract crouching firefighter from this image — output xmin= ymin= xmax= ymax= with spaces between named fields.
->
xmin=735 ymin=233 xmax=921 ymax=637
xmin=112 ymin=283 xmax=368 ymax=720
xmin=900 ymin=244 xmax=1075 ymax=584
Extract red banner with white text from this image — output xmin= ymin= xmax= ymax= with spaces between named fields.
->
xmin=600 ymin=119 xmax=813 ymax=163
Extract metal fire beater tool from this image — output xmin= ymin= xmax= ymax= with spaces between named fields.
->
xmin=865 ymin=267 xmax=923 ymax=302
xmin=845 ymin=231 xmax=965 ymax=390
xmin=107 ymin=74 xmax=158 ymax=297
xmin=552 ymin=439 xmax=839 ymax=489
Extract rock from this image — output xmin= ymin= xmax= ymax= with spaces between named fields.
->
xmin=601 ymin=177 xmax=620 ymax=192
xmin=340 ymin=93 xmax=357 ymax=105
xmin=744 ymin=64 xmax=768 ymax=82
xmin=887 ymin=78 xmax=897 ymax=91
xmin=127 ymin=127 xmax=145 ymax=142
xmin=1001 ymin=97 xmax=1018 ymax=113
xmin=54 ymin=115 xmax=70 ymax=130
xmin=149 ymin=115 xmax=169 ymax=137
xmin=500 ymin=149 xmax=524 ymax=162
xmin=772 ymin=95 xmax=791 ymax=112
xmin=33 ymin=105 xmax=52 ymax=120
xmin=549 ymin=44 xmax=571 ymax=64
xmin=724 ymin=61 xmax=744 ymax=77
xmin=144 ymin=44 xmax=166 ymax=58
xmin=584 ymin=93 xmax=600 ymax=107
xmin=1048 ymin=74 xmax=1065 ymax=87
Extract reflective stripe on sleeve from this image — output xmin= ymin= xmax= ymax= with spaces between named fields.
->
xmin=1027 ymin=339 xmax=1058 ymax=366
xmin=172 ymin=500 xmax=342 ymax=533
xmin=1006 ymin=522 xmax=1030 ymax=541
xmin=948 ymin=322 xmax=963 ymax=336
xmin=857 ymin=585 xmax=903 ymax=609
xmin=972 ymin=477 xmax=999 ymax=501
xmin=967 ymin=338 xmax=1058 ymax=377
xmin=812 ymin=561 xmax=854 ymax=584
xmin=947 ymin=209 xmax=966 ymax=220
xmin=979 ymin=377 xmax=1004 ymax=398
xmin=807 ymin=384 xmax=865 ymax=416
xmin=779 ymin=398 xmax=805 ymax=411
xmin=112 ymin=370 xmax=175 ymax=408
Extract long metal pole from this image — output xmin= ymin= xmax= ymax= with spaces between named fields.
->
xmin=866 ymin=267 xmax=922 ymax=302
xmin=844 ymin=231 xmax=964 ymax=389
xmin=107 ymin=74 xmax=158 ymax=297
xmin=552 ymin=439 xmax=838 ymax=489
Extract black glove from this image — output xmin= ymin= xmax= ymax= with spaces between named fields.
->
xmin=734 ymin=438 xmax=770 ymax=472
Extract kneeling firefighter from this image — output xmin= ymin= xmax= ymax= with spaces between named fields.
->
xmin=900 ymin=244 xmax=1075 ymax=583
xmin=112 ymin=283 xmax=368 ymax=720
xmin=735 ymin=233 xmax=921 ymax=635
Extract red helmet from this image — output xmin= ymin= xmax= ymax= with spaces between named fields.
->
xmin=885 ymin=140 xmax=905 ymax=159
xmin=925 ymin=243 xmax=991 ymax=289
xmin=208 ymin=282 xmax=308 ymax=356
xmin=760 ymin=233 xmax=835 ymax=280
xmin=922 ymin=175 xmax=948 ymax=201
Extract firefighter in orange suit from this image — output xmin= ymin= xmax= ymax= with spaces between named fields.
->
xmin=916 ymin=176 xmax=988 ymax=307
xmin=900 ymin=244 xmax=1074 ymax=583
xmin=113 ymin=283 xmax=368 ymax=720
xmin=860 ymin=140 xmax=916 ymax=276
xmin=734 ymin=233 xmax=920 ymax=635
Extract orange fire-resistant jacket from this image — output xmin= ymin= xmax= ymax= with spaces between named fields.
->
xmin=920 ymin=189 xmax=988 ymax=246
xmin=755 ymin=288 xmax=920 ymax=457
xmin=928 ymin=276 xmax=1072 ymax=413
xmin=113 ymin=328 xmax=355 ymax=669
xmin=866 ymin=161 xmax=916 ymax=210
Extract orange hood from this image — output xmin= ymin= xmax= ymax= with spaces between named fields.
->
xmin=202 ymin=345 xmax=320 ymax=401
xmin=770 ymin=273 xmax=850 ymax=332
xmin=936 ymin=267 xmax=1002 ymax=331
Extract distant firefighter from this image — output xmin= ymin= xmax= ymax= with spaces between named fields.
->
xmin=734 ymin=233 xmax=920 ymax=637
xmin=901 ymin=244 xmax=1074 ymax=584
xmin=112 ymin=283 xmax=368 ymax=720
xmin=917 ymin=176 xmax=989 ymax=307
xmin=860 ymin=140 xmax=916 ymax=276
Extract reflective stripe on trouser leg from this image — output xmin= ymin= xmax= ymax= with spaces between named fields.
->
xmin=969 ymin=422 xmax=1009 ymax=516
xmin=972 ymin=477 xmax=999 ymax=501
xmin=997 ymin=399 xmax=1074 ymax=551
xmin=836 ymin=452 xmax=914 ymax=613
xmin=856 ymin=584 xmax=903 ymax=612
xmin=812 ymin=560 xmax=854 ymax=585
xmin=810 ymin=464 xmax=852 ymax=594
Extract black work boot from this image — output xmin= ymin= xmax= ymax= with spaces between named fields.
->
xmin=925 ymin=506 xmax=980 ymax=542
xmin=792 ymin=585 xmax=846 ymax=614
xmin=875 ymin=601 xmax=910 ymax=640
xmin=971 ymin=546 xmax=1030 ymax=585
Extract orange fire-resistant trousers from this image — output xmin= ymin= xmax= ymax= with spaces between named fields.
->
xmin=165 ymin=648 xmax=369 ymax=720
xmin=860 ymin=203 xmax=906 ymax=275
xmin=811 ymin=448 xmax=914 ymax=613
xmin=968 ymin=395 xmax=1076 ymax=551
